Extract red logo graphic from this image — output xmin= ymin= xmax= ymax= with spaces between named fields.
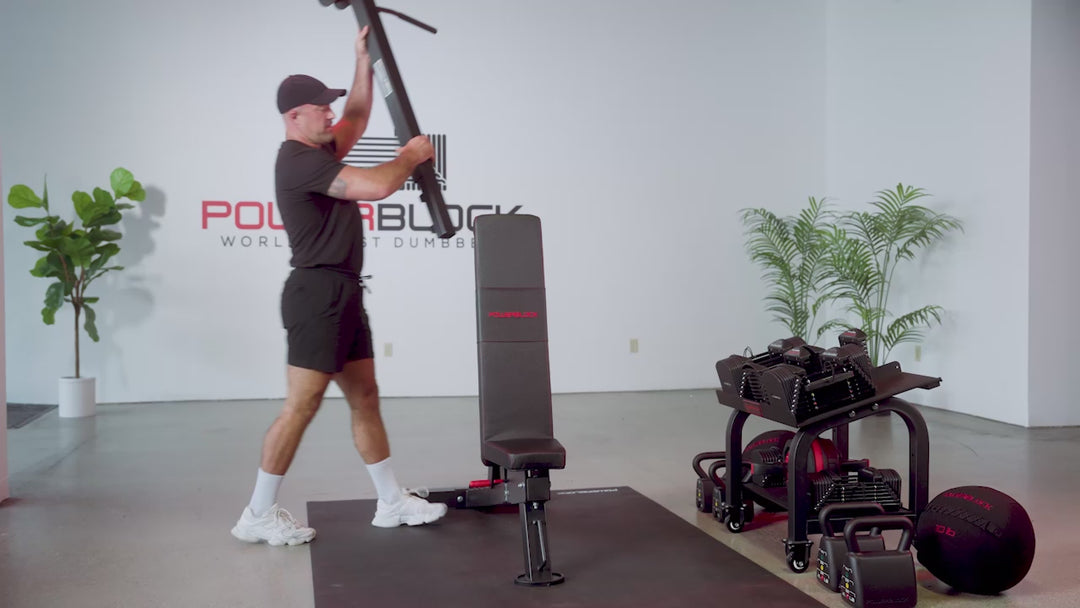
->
xmin=202 ymin=201 xmax=284 ymax=230
xmin=202 ymin=200 xmax=522 ymax=233
xmin=746 ymin=435 xmax=783 ymax=450
xmin=488 ymin=311 xmax=538 ymax=318
xmin=941 ymin=491 xmax=994 ymax=511
xmin=935 ymin=525 xmax=957 ymax=537
xmin=742 ymin=400 xmax=763 ymax=416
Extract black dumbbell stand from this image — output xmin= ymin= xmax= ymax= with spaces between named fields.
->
xmin=714 ymin=361 xmax=939 ymax=573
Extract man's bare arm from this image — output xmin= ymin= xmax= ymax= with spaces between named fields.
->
xmin=327 ymin=135 xmax=434 ymax=201
xmin=332 ymin=26 xmax=374 ymax=160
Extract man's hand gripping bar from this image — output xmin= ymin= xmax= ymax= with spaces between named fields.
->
xmin=319 ymin=0 xmax=455 ymax=238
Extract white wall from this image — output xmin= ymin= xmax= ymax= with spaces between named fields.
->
xmin=1028 ymin=0 xmax=1080 ymax=427
xmin=6 ymin=2 xmax=1073 ymax=428
xmin=824 ymin=1 xmax=1033 ymax=426
xmin=1 ymin=1 xmax=827 ymax=403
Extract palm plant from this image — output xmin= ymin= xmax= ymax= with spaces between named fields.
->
xmin=739 ymin=197 xmax=848 ymax=344
xmin=824 ymin=183 xmax=963 ymax=365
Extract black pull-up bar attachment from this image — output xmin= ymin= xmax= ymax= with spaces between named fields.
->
xmin=318 ymin=0 xmax=455 ymax=238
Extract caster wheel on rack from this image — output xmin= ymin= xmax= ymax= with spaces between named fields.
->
xmin=785 ymin=543 xmax=812 ymax=573
xmin=724 ymin=500 xmax=754 ymax=533
xmin=786 ymin=552 xmax=809 ymax=573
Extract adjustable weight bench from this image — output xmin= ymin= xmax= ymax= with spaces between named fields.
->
xmin=426 ymin=213 xmax=566 ymax=586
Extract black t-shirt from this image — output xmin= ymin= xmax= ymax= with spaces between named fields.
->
xmin=275 ymin=140 xmax=364 ymax=274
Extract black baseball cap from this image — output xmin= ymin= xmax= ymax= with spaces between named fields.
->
xmin=277 ymin=74 xmax=346 ymax=113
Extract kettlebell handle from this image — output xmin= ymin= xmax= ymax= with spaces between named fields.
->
xmin=818 ymin=502 xmax=886 ymax=537
xmin=843 ymin=515 xmax=913 ymax=553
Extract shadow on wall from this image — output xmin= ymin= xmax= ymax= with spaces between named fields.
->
xmin=121 ymin=184 xmax=166 ymax=269
xmin=95 ymin=185 xmax=167 ymax=390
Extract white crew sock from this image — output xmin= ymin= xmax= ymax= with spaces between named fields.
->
xmin=248 ymin=468 xmax=284 ymax=517
xmin=366 ymin=457 xmax=403 ymax=504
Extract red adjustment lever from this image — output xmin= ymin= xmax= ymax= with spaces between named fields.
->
xmin=468 ymin=479 xmax=505 ymax=488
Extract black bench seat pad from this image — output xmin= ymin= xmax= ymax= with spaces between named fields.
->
xmin=482 ymin=437 xmax=566 ymax=470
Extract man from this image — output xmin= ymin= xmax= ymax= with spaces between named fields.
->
xmin=231 ymin=26 xmax=447 ymax=546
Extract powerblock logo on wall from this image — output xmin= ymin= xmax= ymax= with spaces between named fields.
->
xmin=347 ymin=136 xmax=447 ymax=192
xmin=201 ymin=135 xmax=524 ymax=250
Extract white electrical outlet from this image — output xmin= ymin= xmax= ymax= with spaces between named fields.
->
xmin=630 ymin=338 xmax=639 ymax=354
xmin=384 ymin=343 xmax=393 ymax=357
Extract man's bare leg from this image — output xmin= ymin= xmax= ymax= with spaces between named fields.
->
xmin=335 ymin=358 xmax=447 ymax=527
xmin=334 ymin=358 xmax=388 ymax=464
xmin=231 ymin=365 xmax=331 ymax=545
xmin=262 ymin=365 xmax=333 ymax=474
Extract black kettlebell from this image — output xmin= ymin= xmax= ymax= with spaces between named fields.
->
xmin=839 ymin=515 xmax=917 ymax=608
xmin=816 ymin=502 xmax=886 ymax=592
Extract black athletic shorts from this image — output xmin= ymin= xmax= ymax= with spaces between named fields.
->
xmin=281 ymin=267 xmax=373 ymax=373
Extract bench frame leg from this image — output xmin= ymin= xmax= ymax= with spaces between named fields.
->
xmin=427 ymin=467 xmax=565 ymax=586
xmin=517 ymin=482 xmax=565 ymax=586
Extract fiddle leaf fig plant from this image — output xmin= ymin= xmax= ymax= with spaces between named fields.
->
xmin=6 ymin=168 xmax=145 ymax=378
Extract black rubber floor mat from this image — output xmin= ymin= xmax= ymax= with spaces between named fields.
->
xmin=308 ymin=486 xmax=822 ymax=608
xmin=6 ymin=403 xmax=56 ymax=429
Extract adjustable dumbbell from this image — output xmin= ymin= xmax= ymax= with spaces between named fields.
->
xmin=839 ymin=515 xmax=917 ymax=608
xmin=815 ymin=502 xmax=886 ymax=592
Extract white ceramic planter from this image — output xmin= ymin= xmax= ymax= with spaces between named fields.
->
xmin=58 ymin=377 xmax=96 ymax=418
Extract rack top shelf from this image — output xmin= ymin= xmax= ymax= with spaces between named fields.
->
xmin=715 ymin=361 xmax=941 ymax=428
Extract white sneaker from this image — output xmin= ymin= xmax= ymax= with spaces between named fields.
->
xmin=371 ymin=491 xmax=449 ymax=528
xmin=231 ymin=503 xmax=316 ymax=546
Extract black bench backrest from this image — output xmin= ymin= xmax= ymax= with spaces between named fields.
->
xmin=474 ymin=214 xmax=554 ymax=447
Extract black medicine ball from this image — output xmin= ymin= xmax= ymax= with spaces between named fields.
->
xmin=914 ymin=485 xmax=1035 ymax=595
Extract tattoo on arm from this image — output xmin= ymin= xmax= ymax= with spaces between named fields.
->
xmin=328 ymin=177 xmax=347 ymax=199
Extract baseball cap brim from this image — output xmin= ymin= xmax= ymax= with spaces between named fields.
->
xmin=310 ymin=88 xmax=347 ymax=106
xmin=277 ymin=74 xmax=348 ymax=113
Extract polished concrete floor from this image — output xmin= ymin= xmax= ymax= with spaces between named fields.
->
xmin=1 ymin=390 xmax=1077 ymax=608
